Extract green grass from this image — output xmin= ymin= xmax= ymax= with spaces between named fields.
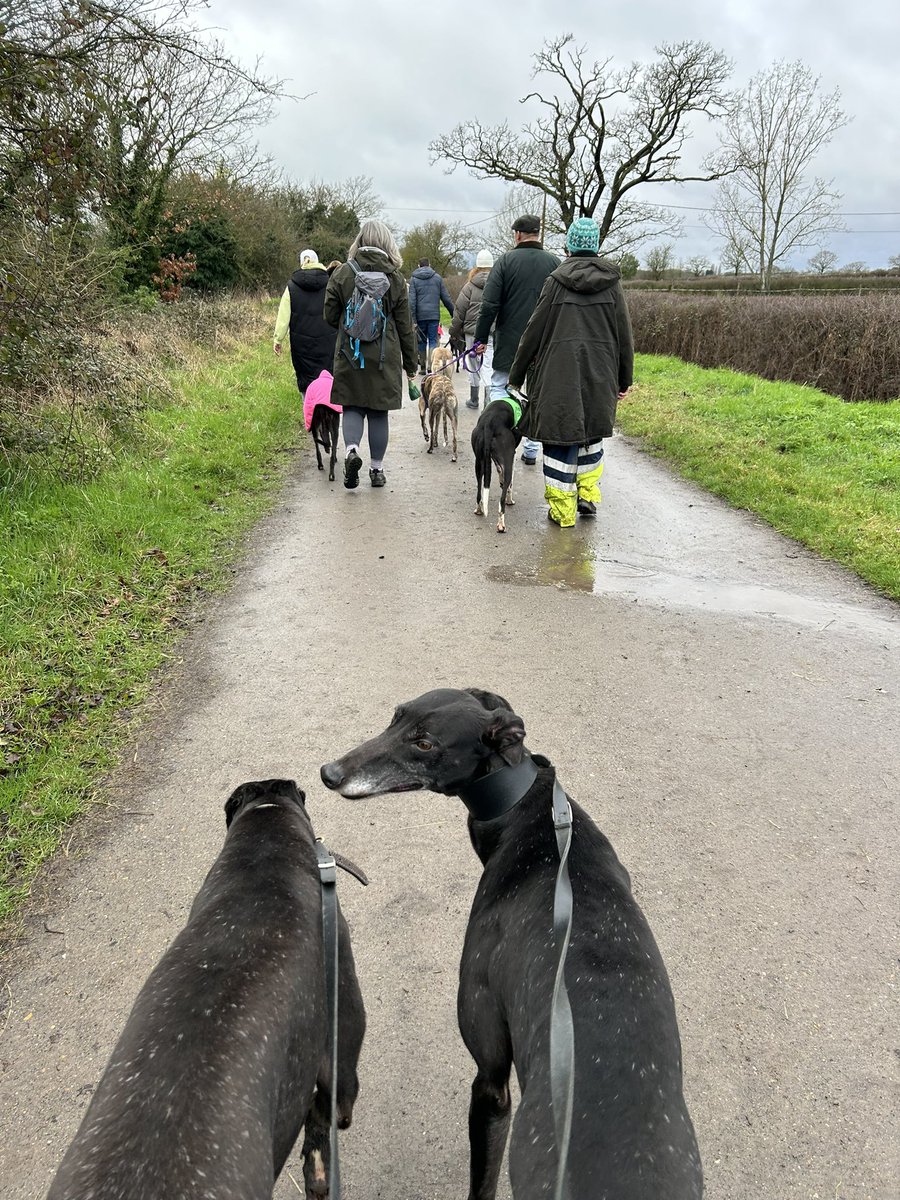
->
xmin=0 ymin=338 xmax=302 ymax=923
xmin=619 ymin=355 xmax=900 ymax=599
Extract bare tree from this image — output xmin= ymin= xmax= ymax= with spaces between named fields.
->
xmin=338 ymin=176 xmax=384 ymax=222
xmin=888 ymin=253 xmax=900 ymax=273
xmin=719 ymin=232 xmax=753 ymax=275
xmin=431 ymin=36 xmax=733 ymax=253
xmin=704 ymin=61 xmax=849 ymax=291
xmin=808 ymin=248 xmax=838 ymax=274
xmin=479 ymin=183 xmax=556 ymax=259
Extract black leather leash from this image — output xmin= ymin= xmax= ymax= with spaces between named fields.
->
xmin=458 ymin=756 xmax=576 ymax=1200
xmin=314 ymin=841 xmax=368 ymax=1200
xmin=550 ymin=779 xmax=575 ymax=1200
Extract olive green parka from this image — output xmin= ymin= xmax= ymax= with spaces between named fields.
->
xmin=508 ymin=255 xmax=634 ymax=446
xmin=324 ymin=249 xmax=418 ymax=410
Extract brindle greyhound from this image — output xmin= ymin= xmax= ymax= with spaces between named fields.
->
xmin=321 ymin=689 xmax=702 ymax=1200
xmin=422 ymin=345 xmax=459 ymax=462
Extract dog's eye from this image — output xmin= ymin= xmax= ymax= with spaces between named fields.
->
xmin=414 ymin=738 xmax=434 ymax=752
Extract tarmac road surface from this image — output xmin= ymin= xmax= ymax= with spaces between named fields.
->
xmin=1 ymin=370 xmax=898 ymax=1199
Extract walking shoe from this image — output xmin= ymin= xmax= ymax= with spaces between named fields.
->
xmin=521 ymin=454 xmax=537 ymax=465
xmin=577 ymin=499 xmax=597 ymax=517
xmin=466 ymin=385 xmax=480 ymax=410
xmin=343 ymin=450 xmax=363 ymax=489
xmin=369 ymin=468 xmax=386 ymax=488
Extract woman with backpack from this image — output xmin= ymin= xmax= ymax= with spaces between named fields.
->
xmin=324 ymin=221 xmax=418 ymax=489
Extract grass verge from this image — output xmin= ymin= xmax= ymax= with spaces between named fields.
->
xmin=0 ymin=337 xmax=301 ymax=924
xmin=618 ymin=355 xmax=900 ymax=600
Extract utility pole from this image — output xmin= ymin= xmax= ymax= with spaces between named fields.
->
xmin=540 ymin=192 xmax=547 ymax=242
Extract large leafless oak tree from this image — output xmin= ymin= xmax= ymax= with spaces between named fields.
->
xmin=430 ymin=35 xmax=735 ymax=255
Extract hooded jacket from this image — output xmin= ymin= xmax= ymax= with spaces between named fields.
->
xmin=408 ymin=266 xmax=454 ymax=324
xmin=473 ymin=241 xmax=560 ymax=372
xmin=283 ymin=266 xmax=338 ymax=392
xmin=508 ymin=254 xmax=634 ymax=446
xmin=324 ymin=248 xmax=418 ymax=412
xmin=449 ymin=269 xmax=490 ymax=340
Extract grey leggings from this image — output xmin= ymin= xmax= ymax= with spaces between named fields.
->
xmin=342 ymin=406 xmax=389 ymax=464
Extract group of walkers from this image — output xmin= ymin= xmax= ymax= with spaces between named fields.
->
xmin=274 ymin=211 xmax=633 ymax=527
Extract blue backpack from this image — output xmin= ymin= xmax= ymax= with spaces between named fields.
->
xmin=341 ymin=259 xmax=391 ymax=370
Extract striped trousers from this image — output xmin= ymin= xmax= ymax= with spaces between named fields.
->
xmin=542 ymin=441 xmax=605 ymax=527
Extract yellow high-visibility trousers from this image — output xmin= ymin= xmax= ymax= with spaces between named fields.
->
xmin=543 ymin=442 xmax=604 ymax=526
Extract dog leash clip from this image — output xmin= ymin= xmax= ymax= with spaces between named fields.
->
xmin=315 ymin=838 xmax=337 ymax=884
xmin=551 ymin=780 xmax=572 ymax=832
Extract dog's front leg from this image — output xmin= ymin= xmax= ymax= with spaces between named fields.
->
xmin=468 ymin=1069 xmax=512 ymax=1200
xmin=301 ymin=1087 xmax=331 ymax=1199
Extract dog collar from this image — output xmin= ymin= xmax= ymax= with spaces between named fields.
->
xmin=458 ymin=754 xmax=539 ymax=822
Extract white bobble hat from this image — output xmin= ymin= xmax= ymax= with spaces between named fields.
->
xmin=299 ymin=248 xmax=317 ymax=265
xmin=475 ymin=249 xmax=494 ymax=268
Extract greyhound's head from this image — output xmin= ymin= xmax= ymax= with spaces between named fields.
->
xmin=224 ymin=778 xmax=307 ymax=827
xmin=320 ymin=688 xmax=526 ymax=799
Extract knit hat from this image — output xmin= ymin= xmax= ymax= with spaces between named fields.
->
xmin=475 ymin=249 xmax=494 ymax=268
xmin=566 ymin=218 xmax=600 ymax=253
xmin=299 ymin=248 xmax=317 ymax=265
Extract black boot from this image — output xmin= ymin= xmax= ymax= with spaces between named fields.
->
xmin=466 ymin=385 xmax=480 ymax=410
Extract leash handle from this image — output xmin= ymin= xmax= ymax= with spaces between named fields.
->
xmin=550 ymin=779 xmax=574 ymax=1200
xmin=420 ymin=346 xmax=482 ymax=379
xmin=315 ymin=839 xmax=341 ymax=1200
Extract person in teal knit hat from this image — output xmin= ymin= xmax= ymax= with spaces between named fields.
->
xmin=508 ymin=216 xmax=634 ymax=527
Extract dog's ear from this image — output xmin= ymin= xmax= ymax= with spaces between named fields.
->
xmin=481 ymin=709 xmax=526 ymax=766
xmin=224 ymin=781 xmax=261 ymax=827
xmin=465 ymin=687 xmax=515 ymax=714
xmin=287 ymin=780 xmax=307 ymax=807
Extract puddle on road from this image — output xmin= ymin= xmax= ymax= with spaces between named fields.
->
xmin=488 ymin=534 xmax=597 ymax=592
xmin=487 ymin=530 xmax=900 ymax=641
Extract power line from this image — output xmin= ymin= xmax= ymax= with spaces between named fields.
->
xmin=384 ymin=201 xmax=900 ymax=219
xmin=682 ymin=224 xmax=900 ymax=234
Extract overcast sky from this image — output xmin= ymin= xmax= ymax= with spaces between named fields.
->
xmin=202 ymin=0 xmax=899 ymax=269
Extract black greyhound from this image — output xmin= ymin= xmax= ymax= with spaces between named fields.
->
xmin=321 ymin=689 xmax=702 ymax=1200
xmin=311 ymin=404 xmax=340 ymax=481
xmin=48 ymin=779 xmax=366 ymax=1200
xmin=471 ymin=398 xmax=522 ymax=533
